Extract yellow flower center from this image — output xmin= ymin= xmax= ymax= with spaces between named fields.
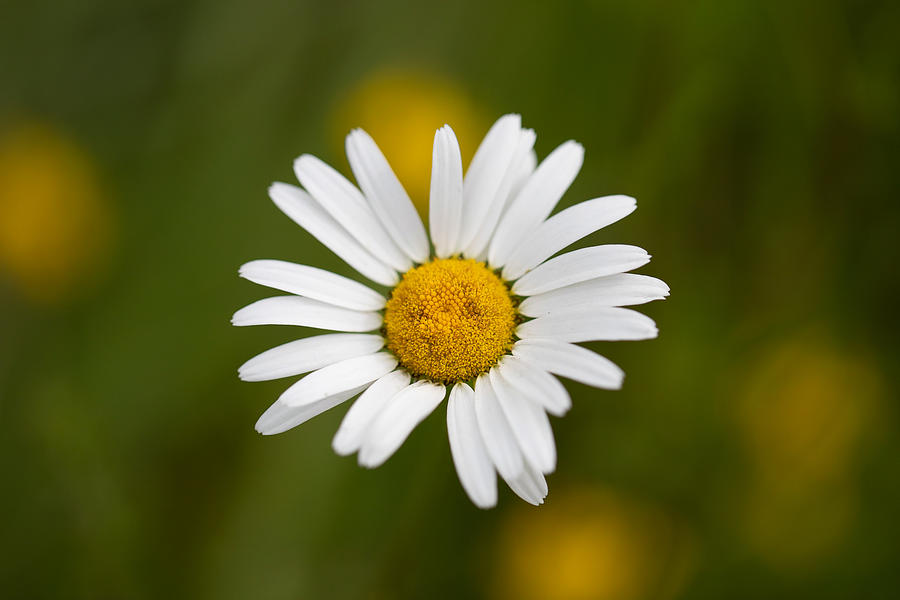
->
xmin=384 ymin=258 xmax=517 ymax=383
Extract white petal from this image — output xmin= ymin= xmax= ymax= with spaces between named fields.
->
xmin=269 ymin=182 xmax=398 ymax=286
xmin=501 ymin=195 xmax=637 ymax=280
xmin=518 ymin=273 xmax=670 ymax=317
xmin=239 ymin=260 xmax=386 ymax=311
xmin=473 ymin=374 xmax=524 ymax=481
xmin=447 ymin=383 xmax=498 ymax=509
xmin=345 ymin=129 xmax=429 ymax=263
xmin=517 ymin=306 xmax=658 ymax=342
xmin=231 ymin=296 xmax=382 ymax=332
xmin=502 ymin=459 xmax=548 ymax=506
xmin=464 ymin=128 xmax=537 ymax=259
xmin=494 ymin=356 xmax=571 ymax=417
xmin=511 ymin=245 xmax=651 ymax=296
xmin=469 ymin=147 xmax=538 ymax=263
xmin=512 ymin=149 xmax=538 ymax=198
xmin=358 ymin=381 xmax=446 ymax=468
xmin=332 ymin=370 xmax=411 ymax=455
xmin=490 ymin=366 xmax=556 ymax=474
xmin=488 ymin=140 xmax=584 ymax=268
xmin=294 ymin=155 xmax=411 ymax=272
xmin=513 ymin=339 xmax=624 ymax=389
xmin=457 ymin=114 xmax=522 ymax=252
xmin=429 ymin=125 xmax=464 ymax=258
xmin=239 ymin=333 xmax=384 ymax=382
xmin=279 ymin=352 xmax=398 ymax=407
xmin=255 ymin=385 xmax=368 ymax=436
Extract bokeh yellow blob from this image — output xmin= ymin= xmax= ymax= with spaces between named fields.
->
xmin=737 ymin=339 xmax=879 ymax=483
xmin=0 ymin=122 xmax=113 ymax=304
xmin=493 ymin=487 xmax=696 ymax=600
xmin=735 ymin=336 xmax=883 ymax=570
xmin=740 ymin=474 xmax=858 ymax=571
xmin=332 ymin=69 xmax=486 ymax=216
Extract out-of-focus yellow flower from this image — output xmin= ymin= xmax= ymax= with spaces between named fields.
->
xmin=493 ymin=487 xmax=696 ymax=600
xmin=0 ymin=122 xmax=113 ymax=304
xmin=332 ymin=68 xmax=486 ymax=216
xmin=737 ymin=338 xmax=879 ymax=483
xmin=740 ymin=473 xmax=858 ymax=571
xmin=734 ymin=336 xmax=883 ymax=570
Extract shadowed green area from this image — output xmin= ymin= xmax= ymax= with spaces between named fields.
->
xmin=1 ymin=0 xmax=898 ymax=598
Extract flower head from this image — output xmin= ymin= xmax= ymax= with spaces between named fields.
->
xmin=233 ymin=115 xmax=669 ymax=508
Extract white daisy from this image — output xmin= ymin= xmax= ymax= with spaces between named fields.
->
xmin=233 ymin=114 xmax=668 ymax=508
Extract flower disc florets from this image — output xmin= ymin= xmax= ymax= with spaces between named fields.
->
xmin=384 ymin=258 xmax=517 ymax=383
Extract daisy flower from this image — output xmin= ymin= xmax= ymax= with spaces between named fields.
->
xmin=233 ymin=114 xmax=668 ymax=508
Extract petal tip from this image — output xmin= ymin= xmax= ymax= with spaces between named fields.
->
xmin=331 ymin=437 xmax=354 ymax=457
xmin=357 ymin=452 xmax=381 ymax=469
xmin=473 ymin=498 xmax=497 ymax=510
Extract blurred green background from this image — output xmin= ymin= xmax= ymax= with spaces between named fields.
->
xmin=2 ymin=0 xmax=899 ymax=598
